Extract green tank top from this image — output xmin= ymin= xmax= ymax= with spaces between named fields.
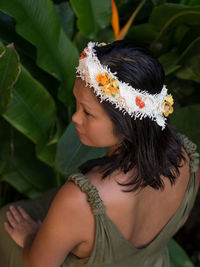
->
xmin=62 ymin=134 xmax=199 ymax=267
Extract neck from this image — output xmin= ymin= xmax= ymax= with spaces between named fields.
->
xmin=107 ymin=143 xmax=122 ymax=156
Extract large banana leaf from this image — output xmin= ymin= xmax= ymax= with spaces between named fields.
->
xmin=150 ymin=3 xmax=200 ymax=30
xmin=171 ymin=104 xmax=200 ymax=152
xmin=149 ymin=4 xmax=200 ymax=43
xmin=176 ymin=37 xmax=200 ymax=83
xmin=159 ymin=36 xmax=200 ymax=79
xmin=0 ymin=43 xmax=20 ymax=114
xmin=159 ymin=52 xmax=181 ymax=75
xmin=70 ymin=0 xmax=111 ymax=39
xmin=36 ymin=119 xmax=64 ymax=167
xmin=0 ymin=118 xmax=57 ymax=198
xmin=127 ymin=23 xmax=158 ymax=43
xmin=55 ymin=2 xmax=75 ymax=39
xmin=3 ymin=64 xmax=56 ymax=145
xmin=0 ymin=0 xmax=79 ymax=104
xmin=0 ymin=42 xmax=59 ymax=167
xmin=55 ymin=122 xmax=108 ymax=175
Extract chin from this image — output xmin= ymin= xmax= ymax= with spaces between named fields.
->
xmin=79 ymin=136 xmax=91 ymax=146
xmin=79 ymin=135 xmax=110 ymax=147
xmin=80 ymin=138 xmax=103 ymax=148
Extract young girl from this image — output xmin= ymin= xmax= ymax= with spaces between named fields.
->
xmin=0 ymin=41 xmax=199 ymax=267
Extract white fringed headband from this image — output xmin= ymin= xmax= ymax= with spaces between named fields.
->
xmin=76 ymin=42 xmax=174 ymax=130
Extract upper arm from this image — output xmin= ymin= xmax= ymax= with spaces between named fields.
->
xmin=195 ymin=164 xmax=200 ymax=194
xmin=25 ymin=182 xmax=92 ymax=267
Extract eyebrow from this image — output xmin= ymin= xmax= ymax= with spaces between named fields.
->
xmin=73 ymin=90 xmax=92 ymax=111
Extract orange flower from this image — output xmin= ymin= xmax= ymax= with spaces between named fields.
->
xmin=163 ymin=95 xmax=174 ymax=116
xmin=96 ymin=72 xmax=109 ymax=85
xmin=135 ymin=96 xmax=145 ymax=109
xmin=96 ymin=72 xmax=119 ymax=97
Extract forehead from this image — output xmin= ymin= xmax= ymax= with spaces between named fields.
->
xmin=73 ymin=78 xmax=102 ymax=110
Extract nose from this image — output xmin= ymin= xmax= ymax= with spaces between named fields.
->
xmin=72 ymin=109 xmax=83 ymax=126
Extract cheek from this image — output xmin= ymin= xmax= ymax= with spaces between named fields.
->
xmin=86 ymin=120 xmax=121 ymax=147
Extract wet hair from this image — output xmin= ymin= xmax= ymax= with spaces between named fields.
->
xmin=79 ymin=40 xmax=185 ymax=192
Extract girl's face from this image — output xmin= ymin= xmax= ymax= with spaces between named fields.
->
xmin=72 ymin=78 xmax=121 ymax=147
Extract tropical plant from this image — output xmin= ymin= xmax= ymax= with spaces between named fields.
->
xmin=0 ymin=0 xmax=199 ymax=265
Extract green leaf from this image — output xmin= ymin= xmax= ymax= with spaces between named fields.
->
xmin=188 ymin=0 xmax=200 ymax=6
xmin=159 ymin=52 xmax=181 ymax=75
xmin=0 ymin=11 xmax=35 ymax=62
xmin=3 ymin=65 xmax=56 ymax=144
xmin=73 ymin=32 xmax=91 ymax=53
xmin=0 ymin=118 xmax=12 ymax=175
xmin=149 ymin=4 xmax=200 ymax=45
xmin=2 ymin=171 xmax=42 ymax=198
xmin=0 ymin=43 xmax=20 ymax=114
xmin=70 ymin=0 xmax=111 ymax=39
xmin=151 ymin=0 xmax=166 ymax=5
xmin=127 ymin=23 xmax=158 ymax=43
xmin=0 ymin=118 xmax=57 ymax=198
xmin=35 ymin=119 xmax=64 ymax=167
xmin=55 ymin=122 xmax=108 ymax=175
xmin=0 ymin=0 xmax=79 ymax=104
xmin=173 ymin=24 xmax=190 ymax=47
xmin=171 ymin=104 xmax=200 ymax=153
xmin=150 ymin=4 xmax=200 ymax=31
xmin=176 ymin=37 xmax=200 ymax=83
xmin=168 ymin=239 xmax=194 ymax=267
xmin=54 ymin=2 xmax=75 ymax=39
xmin=36 ymin=138 xmax=57 ymax=167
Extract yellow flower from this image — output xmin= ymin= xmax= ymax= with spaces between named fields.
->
xmin=96 ymin=72 xmax=119 ymax=97
xmin=96 ymin=72 xmax=109 ymax=86
xmin=99 ymin=42 xmax=107 ymax=46
xmin=166 ymin=94 xmax=174 ymax=105
xmin=110 ymin=78 xmax=118 ymax=88
xmin=163 ymin=94 xmax=174 ymax=117
xmin=101 ymin=84 xmax=109 ymax=94
xmin=108 ymin=84 xmax=119 ymax=96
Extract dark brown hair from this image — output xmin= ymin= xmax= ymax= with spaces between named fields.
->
xmin=79 ymin=40 xmax=185 ymax=192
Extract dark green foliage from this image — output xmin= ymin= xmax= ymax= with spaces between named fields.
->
xmin=0 ymin=0 xmax=199 ymax=265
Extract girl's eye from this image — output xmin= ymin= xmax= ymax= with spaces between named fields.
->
xmin=84 ymin=110 xmax=91 ymax=116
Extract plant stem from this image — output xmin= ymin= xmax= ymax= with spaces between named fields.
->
xmin=117 ymin=0 xmax=147 ymax=40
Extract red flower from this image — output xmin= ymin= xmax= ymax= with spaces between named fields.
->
xmin=80 ymin=51 xmax=86 ymax=60
xmin=79 ymin=49 xmax=90 ymax=60
xmin=135 ymin=96 xmax=145 ymax=109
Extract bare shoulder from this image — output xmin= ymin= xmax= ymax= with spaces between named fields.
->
xmin=48 ymin=180 xmax=95 ymax=231
xmin=53 ymin=180 xmax=89 ymax=210
xmin=27 ymin=180 xmax=95 ymax=266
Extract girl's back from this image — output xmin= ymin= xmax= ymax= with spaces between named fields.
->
xmin=71 ymin=141 xmax=199 ymax=259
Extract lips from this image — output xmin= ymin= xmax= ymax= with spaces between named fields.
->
xmin=75 ymin=127 xmax=84 ymax=136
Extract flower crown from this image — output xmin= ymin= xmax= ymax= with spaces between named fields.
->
xmin=76 ymin=42 xmax=174 ymax=130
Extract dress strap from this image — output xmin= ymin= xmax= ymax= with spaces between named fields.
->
xmin=68 ymin=173 xmax=106 ymax=215
xmin=178 ymin=133 xmax=200 ymax=173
